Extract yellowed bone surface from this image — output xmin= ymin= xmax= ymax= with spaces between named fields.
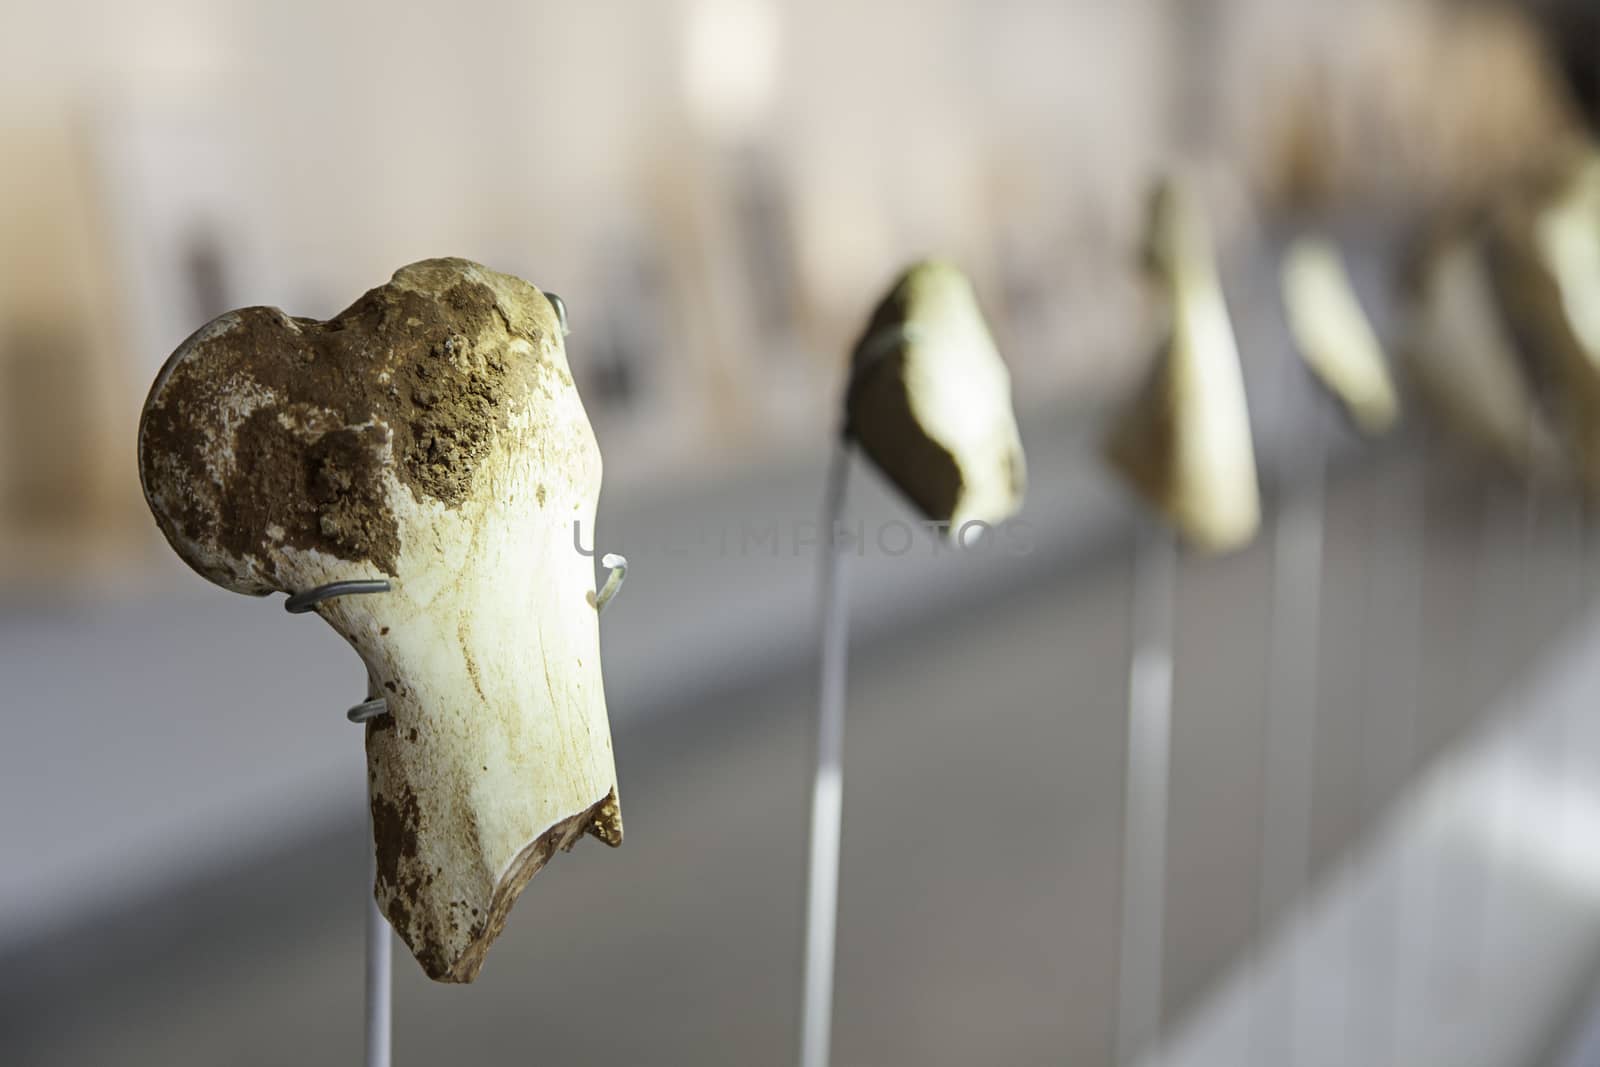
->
xmin=1282 ymin=236 xmax=1399 ymax=437
xmin=1488 ymin=148 xmax=1600 ymax=489
xmin=846 ymin=261 xmax=1026 ymax=533
xmin=137 ymin=258 xmax=621 ymax=982
xmin=1403 ymin=233 xmax=1563 ymax=480
xmin=1106 ymin=179 xmax=1261 ymax=553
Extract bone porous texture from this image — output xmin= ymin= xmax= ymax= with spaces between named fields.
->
xmin=845 ymin=261 xmax=1027 ymax=533
xmin=137 ymin=257 xmax=621 ymax=982
xmin=1105 ymin=177 xmax=1262 ymax=554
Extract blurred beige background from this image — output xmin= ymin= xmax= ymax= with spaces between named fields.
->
xmin=0 ymin=0 xmax=1584 ymax=585
xmin=4 ymin=2 xmax=1600 ymax=1065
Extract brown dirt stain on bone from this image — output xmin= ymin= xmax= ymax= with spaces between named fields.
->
xmin=458 ymin=614 xmax=487 ymax=704
xmin=370 ymin=782 xmax=423 ymax=933
xmin=845 ymin=285 xmax=964 ymax=523
xmin=138 ymin=259 xmax=556 ymax=586
xmin=220 ymin=413 xmax=399 ymax=573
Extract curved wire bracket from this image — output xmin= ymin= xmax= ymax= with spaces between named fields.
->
xmin=285 ymin=579 xmax=392 ymax=615
xmin=594 ymin=553 xmax=628 ymax=614
xmin=284 ymin=579 xmax=394 ymax=724
xmin=544 ymin=291 xmax=571 ymax=337
xmin=347 ymin=698 xmax=390 ymax=724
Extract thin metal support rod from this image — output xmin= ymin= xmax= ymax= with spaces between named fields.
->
xmin=1115 ymin=521 xmax=1178 ymax=1066
xmin=1388 ymin=440 xmax=1435 ymax=1064
xmin=1355 ymin=441 xmax=1425 ymax=1064
xmin=366 ymin=835 xmax=393 ymax=1067
xmin=1459 ymin=480 xmax=1531 ymax=993
xmin=799 ymin=438 xmax=853 ymax=1067
xmin=282 ymin=578 xmax=395 ymax=1067
xmin=1252 ymin=432 xmax=1327 ymax=1066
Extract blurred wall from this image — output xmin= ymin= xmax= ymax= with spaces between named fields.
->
xmin=0 ymin=0 xmax=1584 ymax=589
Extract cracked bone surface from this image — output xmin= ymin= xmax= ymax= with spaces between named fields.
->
xmin=845 ymin=261 xmax=1027 ymax=533
xmin=1281 ymin=236 xmax=1400 ymax=437
xmin=137 ymin=258 xmax=621 ymax=982
xmin=1105 ymin=178 xmax=1261 ymax=554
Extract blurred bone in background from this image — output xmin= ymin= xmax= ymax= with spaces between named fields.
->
xmin=5 ymin=1 xmax=1600 ymax=1065
xmin=0 ymin=0 xmax=1593 ymax=586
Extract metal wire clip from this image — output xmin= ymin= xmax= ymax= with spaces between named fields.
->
xmin=594 ymin=553 xmax=628 ymax=613
xmin=544 ymin=291 xmax=571 ymax=337
xmin=287 ymin=553 xmax=626 ymax=723
xmin=284 ymin=579 xmax=394 ymax=723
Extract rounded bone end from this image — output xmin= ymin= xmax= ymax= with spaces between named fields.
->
xmin=136 ymin=257 xmax=570 ymax=595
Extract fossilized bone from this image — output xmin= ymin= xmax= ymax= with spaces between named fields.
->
xmin=1105 ymin=177 xmax=1261 ymax=553
xmin=138 ymin=257 xmax=621 ymax=982
xmin=1281 ymin=236 xmax=1400 ymax=437
xmin=845 ymin=261 xmax=1027 ymax=532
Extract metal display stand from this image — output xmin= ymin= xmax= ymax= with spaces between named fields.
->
xmin=1115 ymin=521 xmax=1178 ymax=1066
xmin=284 ymin=579 xmax=396 ymax=1067
xmin=1251 ymin=411 xmax=1327 ymax=1066
xmin=799 ymin=437 xmax=853 ymax=1067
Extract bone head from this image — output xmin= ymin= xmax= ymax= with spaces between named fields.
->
xmin=137 ymin=258 xmax=621 ymax=982
xmin=845 ymin=261 xmax=1026 ymax=532
xmin=1106 ymin=177 xmax=1261 ymax=553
